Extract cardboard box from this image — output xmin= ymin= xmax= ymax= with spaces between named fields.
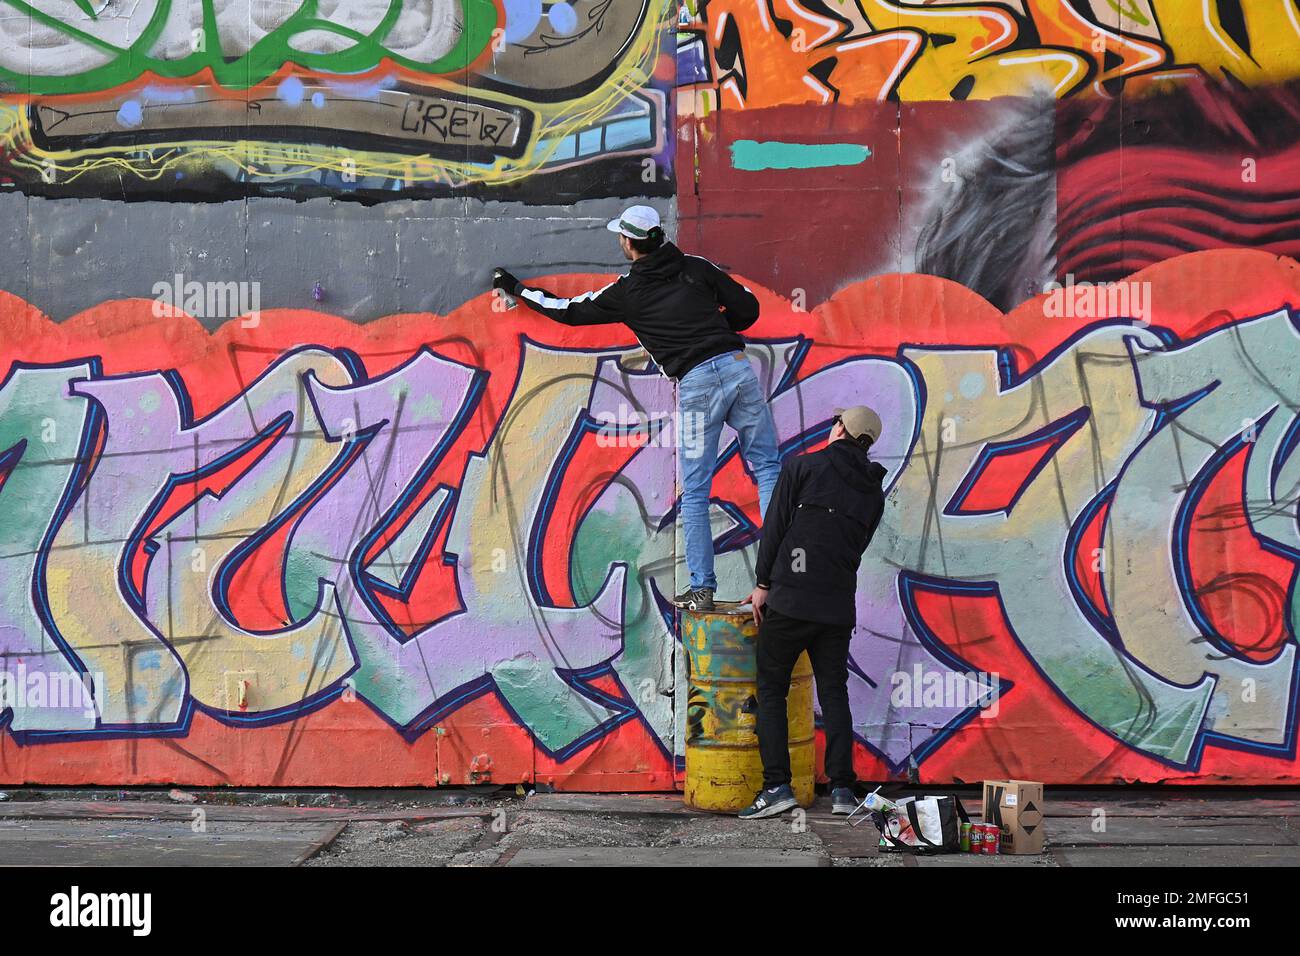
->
xmin=982 ymin=780 xmax=1045 ymax=855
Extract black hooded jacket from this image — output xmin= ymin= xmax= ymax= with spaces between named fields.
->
xmin=755 ymin=439 xmax=888 ymax=627
xmin=509 ymin=242 xmax=759 ymax=379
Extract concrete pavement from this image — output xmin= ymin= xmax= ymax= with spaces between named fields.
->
xmin=0 ymin=788 xmax=1297 ymax=867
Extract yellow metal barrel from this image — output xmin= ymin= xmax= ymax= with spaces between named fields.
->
xmin=682 ymin=606 xmax=815 ymax=811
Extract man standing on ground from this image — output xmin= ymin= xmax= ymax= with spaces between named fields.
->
xmin=739 ymin=406 xmax=888 ymax=819
xmin=491 ymin=204 xmax=783 ymax=611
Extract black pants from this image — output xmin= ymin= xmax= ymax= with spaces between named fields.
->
xmin=755 ymin=606 xmax=857 ymax=791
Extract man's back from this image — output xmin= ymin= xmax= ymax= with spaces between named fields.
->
xmin=501 ymin=207 xmax=784 ymax=614
xmin=515 ymin=241 xmax=759 ymax=379
xmin=621 ymin=243 xmax=750 ymax=378
xmin=755 ymin=439 xmax=887 ymax=627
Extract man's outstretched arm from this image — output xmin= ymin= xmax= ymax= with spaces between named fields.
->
xmin=493 ymin=268 xmax=626 ymax=327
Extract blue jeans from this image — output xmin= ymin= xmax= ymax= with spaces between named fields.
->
xmin=678 ymin=351 xmax=782 ymax=591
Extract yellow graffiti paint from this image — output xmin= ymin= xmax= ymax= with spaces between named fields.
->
xmin=696 ymin=0 xmax=1300 ymax=106
xmin=0 ymin=0 xmax=670 ymax=191
xmin=1151 ymin=0 xmax=1300 ymax=88
xmin=863 ymin=0 xmax=1089 ymax=101
xmin=682 ymin=607 xmax=814 ymax=812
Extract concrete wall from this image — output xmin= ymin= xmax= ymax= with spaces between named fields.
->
xmin=2 ymin=0 xmax=1300 ymax=787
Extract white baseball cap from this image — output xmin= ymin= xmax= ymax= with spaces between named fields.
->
xmin=607 ymin=204 xmax=662 ymax=239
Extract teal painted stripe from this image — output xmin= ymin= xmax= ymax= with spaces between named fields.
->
xmin=729 ymin=140 xmax=871 ymax=171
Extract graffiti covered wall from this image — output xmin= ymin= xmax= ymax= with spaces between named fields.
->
xmin=1 ymin=0 xmax=672 ymax=199
xmin=1 ymin=1 xmax=1299 ymax=787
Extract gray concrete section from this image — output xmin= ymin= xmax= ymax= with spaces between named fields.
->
xmin=1048 ymin=818 xmax=1295 ymax=847
xmin=0 ymin=819 xmax=344 ymax=867
xmin=1056 ymin=846 xmax=1300 ymax=866
xmin=913 ymin=852 xmax=1055 ymax=866
xmin=0 ymin=194 xmax=677 ymax=324
xmin=522 ymin=793 xmax=705 ymax=816
xmin=497 ymin=807 xmax=826 ymax=854
xmin=3 ymin=789 xmax=1299 ymax=866
xmin=804 ymin=810 xmax=886 ymax=860
xmin=507 ymin=847 xmax=825 ymax=867
xmin=915 ymin=858 xmax=1055 ymax=868
xmin=305 ymin=818 xmax=487 ymax=867
xmin=0 ymin=190 xmax=31 ymax=310
xmin=0 ymin=799 xmax=492 ymax=824
xmin=1047 ymin=798 xmax=1300 ymax=818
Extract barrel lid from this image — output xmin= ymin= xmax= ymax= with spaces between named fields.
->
xmin=680 ymin=601 xmax=753 ymax=617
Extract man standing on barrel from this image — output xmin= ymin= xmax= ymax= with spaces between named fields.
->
xmin=739 ymin=406 xmax=888 ymax=819
xmin=491 ymin=205 xmax=782 ymax=612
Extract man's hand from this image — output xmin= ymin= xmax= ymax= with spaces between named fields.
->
xmin=491 ymin=268 xmax=520 ymax=293
xmin=749 ymin=586 xmax=769 ymax=628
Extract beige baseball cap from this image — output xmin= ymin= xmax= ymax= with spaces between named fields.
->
xmin=834 ymin=405 xmax=883 ymax=443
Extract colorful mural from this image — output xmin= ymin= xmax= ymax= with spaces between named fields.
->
xmin=677 ymin=0 xmax=1300 ymax=113
xmin=0 ymin=0 xmax=675 ymax=199
xmin=1 ymin=1 xmax=1299 ymax=788
xmin=1 ymin=249 xmax=1298 ymax=786
xmin=677 ymin=9 xmax=1300 ymax=311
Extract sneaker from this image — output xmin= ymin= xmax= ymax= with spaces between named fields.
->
xmin=672 ymin=587 xmax=715 ymax=612
xmin=738 ymin=784 xmax=798 ymax=820
xmin=831 ymin=786 xmax=858 ymax=815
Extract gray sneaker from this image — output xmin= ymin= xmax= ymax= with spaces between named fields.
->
xmin=672 ymin=587 xmax=715 ymax=612
xmin=739 ymin=784 xmax=798 ymax=819
xmin=831 ymin=787 xmax=858 ymax=815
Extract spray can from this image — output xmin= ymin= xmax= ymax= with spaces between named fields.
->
xmin=860 ymin=786 xmax=897 ymax=813
xmin=492 ymin=270 xmax=518 ymax=310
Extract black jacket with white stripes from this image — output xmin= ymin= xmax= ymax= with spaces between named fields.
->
xmin=508 ymin=242 xmax=760 ymax=379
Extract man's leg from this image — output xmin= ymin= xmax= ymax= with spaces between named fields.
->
xmin=805 ymin=624 xmax=857 ymax=791
xmin=755 ymin=607 xmax=810 ymax=789
xmin=677 ymin=365 xmax=726 ymax=592
xmin=721 ymin=356 xmax=782 ymax=517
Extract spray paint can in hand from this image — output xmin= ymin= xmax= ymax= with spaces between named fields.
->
xmin=492 ymin=269 xmax=518 ymax=310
